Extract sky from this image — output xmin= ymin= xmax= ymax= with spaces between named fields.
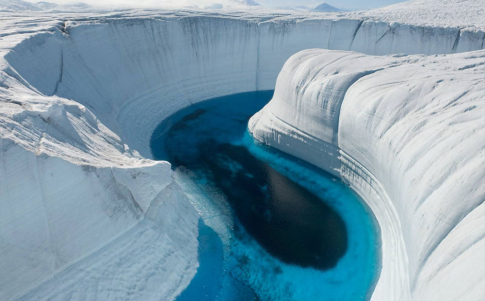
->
xmin=24 ymin=0 xmax=409 ymax=11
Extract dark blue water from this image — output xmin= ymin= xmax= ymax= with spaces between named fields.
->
xmin=151 ymin=91 xmax=379 ymax=301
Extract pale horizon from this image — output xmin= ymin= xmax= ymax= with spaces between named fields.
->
xmin=22 ymin=0 xmax=409 ymax=11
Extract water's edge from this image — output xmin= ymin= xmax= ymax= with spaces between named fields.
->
xmin=150 ymin=91 xmax=379 ymax=301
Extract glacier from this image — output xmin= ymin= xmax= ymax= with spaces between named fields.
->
xmin=0 ymin=0 xmax=484 ymax=300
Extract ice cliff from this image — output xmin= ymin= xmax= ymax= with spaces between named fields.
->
xmin=249 ymin=50 xmax=485 ymax=300
xmin=0 ymin=1 xmax=484 ymax=300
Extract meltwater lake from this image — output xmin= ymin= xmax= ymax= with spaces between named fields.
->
xmin=150 ymin=91 xmax=380 ymax=301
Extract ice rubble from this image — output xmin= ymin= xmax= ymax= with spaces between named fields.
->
xmin=0 ymin=1 xmax=484 ymax=300
xmin=249 ymin=49 xmax=485 ymax=300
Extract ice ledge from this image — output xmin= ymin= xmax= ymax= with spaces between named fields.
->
xmin=248 ymin=49 xmax=485 ymax=301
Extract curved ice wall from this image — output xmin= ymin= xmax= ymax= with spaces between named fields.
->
xmin=5 ymin=15 xmax=485 ymax=157
xmin=0 ymin=10 xmax=484 ymax=301
xmin=249 ymin=50 xmax=485 ymax=301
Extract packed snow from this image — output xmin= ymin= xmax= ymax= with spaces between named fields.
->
xmin=0 ymin=0 xmax=484 ymax=300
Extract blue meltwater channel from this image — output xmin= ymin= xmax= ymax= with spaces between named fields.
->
xmin=150 ymin=91 xmax=380 ymax=301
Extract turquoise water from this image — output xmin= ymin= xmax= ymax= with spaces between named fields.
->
xmin=176 ymin=219 xmax=224 ymax=301
xmin=151 ymin=91 xmax=380 ymax=301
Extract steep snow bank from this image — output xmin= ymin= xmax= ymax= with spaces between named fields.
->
xmin=249 ymin=49 xmax=485 ymax=301
xmin=0 ymin=6 xmax=484 ymax=301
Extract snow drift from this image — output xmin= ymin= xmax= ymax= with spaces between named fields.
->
xmin=0 ymin=2 xmax=484 ymax=300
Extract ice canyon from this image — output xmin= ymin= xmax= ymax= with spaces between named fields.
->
xmin=0 ymin=0 xmax=484 ymax=300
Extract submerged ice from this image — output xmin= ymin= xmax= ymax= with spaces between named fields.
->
xmin=200 ymin=143 xmax=347 ymax=269
xmin=151 ymin=91 xmax=378 ymax=300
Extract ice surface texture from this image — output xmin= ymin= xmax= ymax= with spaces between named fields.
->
xmin=0 ymin=3 xmax=484 ymax=301
xmin=249 ymin=49 xmax=485 ymax=301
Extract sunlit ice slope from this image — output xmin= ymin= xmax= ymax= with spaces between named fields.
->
xmin=249 ymin=49 xmax=485 ymax=301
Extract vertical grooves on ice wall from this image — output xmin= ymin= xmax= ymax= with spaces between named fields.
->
xmin=255 ymin=22 xmax=261 ymax=91
xmin=326 ymin=21 xmax=332 ymax=49
xmin=349 ymin=20 xmax=364 ymax=50
xmin=52 ymin=49 xmax=63 ymax=95
xmin=452 ymin=28 xmax=462 ymax=52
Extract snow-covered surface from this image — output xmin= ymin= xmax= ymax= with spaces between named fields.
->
xmin=358 ymin=0 xmax=485 ymax=31
xmin=249 ymin=49 xmax=485 ymax=301
xmin=0 ymin=0 xmax=91 ymax=12
xmin=0 ymin=1 xmax=484 ymax=300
